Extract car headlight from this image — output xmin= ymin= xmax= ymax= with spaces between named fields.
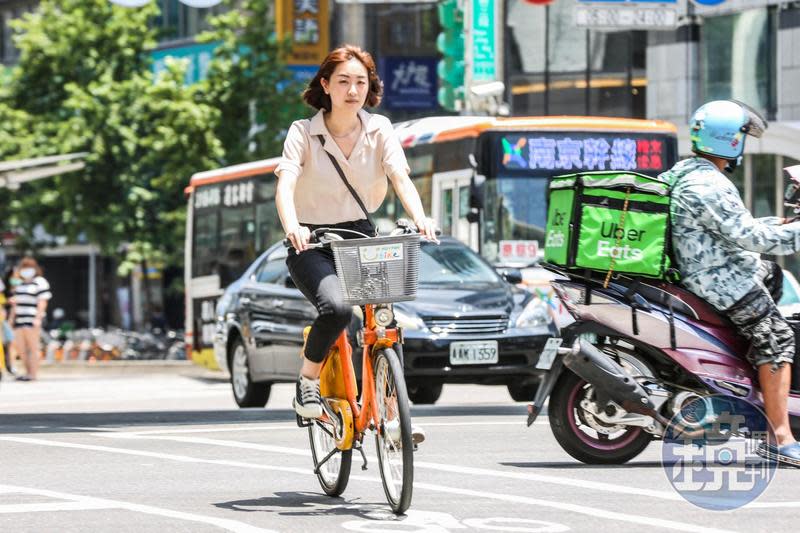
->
xmin=394 ymin=307 xmax=425 ymax=330
xmin=514 ymin=298 xmax=553 ymax=329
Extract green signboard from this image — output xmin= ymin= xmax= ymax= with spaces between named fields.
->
xmin=471 ymin=0 xmax=495 ymax=82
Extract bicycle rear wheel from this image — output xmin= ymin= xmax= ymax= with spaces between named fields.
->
xmin=308 ymin=415 xmax=352 ymax=496
xmin=373 ymin=347 xmax=414 ymax=514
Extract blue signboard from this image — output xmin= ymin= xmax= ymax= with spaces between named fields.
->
xmin=288 ymin=65 xmax=318 ymax=85
xmin=380 ymin=57 xmax=438 ymax=111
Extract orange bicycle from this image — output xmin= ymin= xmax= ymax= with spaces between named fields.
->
xmin=291 ymin=223 xmax=421 ymax=514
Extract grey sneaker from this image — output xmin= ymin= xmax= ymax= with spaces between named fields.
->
xmin=293 ymin=375 xmax=323 ymax=419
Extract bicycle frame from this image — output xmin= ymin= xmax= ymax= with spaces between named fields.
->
xmin=321 ymin=304 xmax=401 ymax=438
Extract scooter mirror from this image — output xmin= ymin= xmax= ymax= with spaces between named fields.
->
xmin=783 ymin=165 xmax=800 ymax=205
xmin=785 ymin=164 xmax=800 ymax=182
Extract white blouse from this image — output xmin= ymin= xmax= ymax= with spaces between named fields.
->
xmin=275 ymin=108 xmax=410 ymax=225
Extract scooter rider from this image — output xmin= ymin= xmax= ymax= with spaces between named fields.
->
xmin=662 ymin=99 xmax=800 ymax=465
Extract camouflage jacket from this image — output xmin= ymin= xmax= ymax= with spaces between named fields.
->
xmin=663 ymin=157 xmax=800 ymax=310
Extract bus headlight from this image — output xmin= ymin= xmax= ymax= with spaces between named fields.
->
xmin=393 ymin=307 xmax=424 ymax=330
xmin=514 ymin=298 xmax=552 ymax=329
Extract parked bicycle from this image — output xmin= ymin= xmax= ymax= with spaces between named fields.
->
xmin=287 ymin=221 xmax=425 ymax=514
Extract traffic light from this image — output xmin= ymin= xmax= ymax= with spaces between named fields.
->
xmin=436 ymin=0 xmax=464 ymax=111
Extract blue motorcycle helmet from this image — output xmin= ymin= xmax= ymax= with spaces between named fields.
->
xmin=690 ymin=100 xmax=768 ymax=172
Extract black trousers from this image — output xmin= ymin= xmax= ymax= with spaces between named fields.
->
xmin=286 ymin=219 xmax=374 ymax=364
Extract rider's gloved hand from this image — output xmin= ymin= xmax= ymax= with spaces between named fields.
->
xmin=286 ymin=225 xmax=311 ymax=252
xmin=414 ymin=217 xmax=440 ymax=244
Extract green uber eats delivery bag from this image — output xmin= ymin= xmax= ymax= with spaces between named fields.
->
xmin=544 ymin=170 xmax=671 ymax=279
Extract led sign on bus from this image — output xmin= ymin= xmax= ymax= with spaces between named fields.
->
xmin=500 ymin=133 xmax=669 ymax=174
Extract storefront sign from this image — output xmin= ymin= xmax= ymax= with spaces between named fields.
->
xmin=151 ymin=41 xmax=219 ymax=85
xmin=276 ymin=0 xmax=330 ymax=66
xmin=575 ymin=5 xmax=678 ymax=29
xmin=380 ymin=57 xmax=438 ymax=111
xmin=472 ymin=0 xmax=496 ymax=82
xmin=575 ymin=0 xmax=678 ymax=29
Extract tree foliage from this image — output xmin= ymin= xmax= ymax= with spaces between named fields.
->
xmin=1 ymin=0 xmax=223 ymax=263
xmin=200 ymin=0 xmax=309 ymax=164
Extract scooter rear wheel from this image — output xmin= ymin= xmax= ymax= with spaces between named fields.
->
xmin=549 ymin=370 xmax=652 ymax=464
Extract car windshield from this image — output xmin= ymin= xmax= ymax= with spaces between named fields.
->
xmin=781 ymin=273 xmax=800 ymax=305
xmin=419 ymin=242 xmax=501 ymax=285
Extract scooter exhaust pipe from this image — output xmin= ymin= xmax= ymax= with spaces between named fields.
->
xmin=562 ymin=338 xmax=656 ymax=416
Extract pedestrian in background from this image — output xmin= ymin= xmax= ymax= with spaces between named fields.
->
xmin=0 ymin=278 xmax=11 ymax=379
xmin=8 ymin=257 xmax=51 ymax=381
xmin=0 ymin=273 xmax=16 ymax=377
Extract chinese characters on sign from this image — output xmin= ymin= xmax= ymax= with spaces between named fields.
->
xmin=194 ymin=182 xmax=254 ymax=210
xmin=223 ymin=182 xmax=255 ymax=208
xmin=276 ymin=0 xmax=329 ymax=66
xmin=499 ymin=240 xmax=539 ymax=264
xmin=501 ymin=134 xmax=668 ymax=173
xmin=472 ymin=0 xmax=496 ymax=82
xmin=381 ymin=57 xmax=438 ymax=111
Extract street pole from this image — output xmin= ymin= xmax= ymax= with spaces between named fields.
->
xmin=89 ymin=246 xmax=96 ymax=328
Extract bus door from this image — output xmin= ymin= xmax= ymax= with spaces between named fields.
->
xmin=431 ymin=169 xmax=479 ymax=250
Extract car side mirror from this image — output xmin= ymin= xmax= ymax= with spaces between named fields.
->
xmin=284 ymin=274 xmax=296 ymax=289
xmin=497 ymin=268 xmax=523 ymax=285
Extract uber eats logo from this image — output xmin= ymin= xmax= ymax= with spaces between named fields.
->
xmin=597 ymin=221 xmax=646 ymax=260
xmin=546 ymin=208 xmax=566 ymax=248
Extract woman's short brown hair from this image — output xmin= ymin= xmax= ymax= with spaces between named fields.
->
xmin=303 ymin=45 xmax=383 ymax=111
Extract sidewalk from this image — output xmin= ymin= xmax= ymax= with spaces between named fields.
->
xmin=4 ymin=359 xmax=228 ymax=381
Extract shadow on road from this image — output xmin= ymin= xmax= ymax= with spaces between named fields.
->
xmin=501 ymin=460 xmax=665 ymax=469
xmin=411 ymin=404 xmax=528 ymax=418
xmin=0 ymin=403 xmax=530 ymax=435
xmin=215 ymin=491 xmax=404 ymax=519
xmin=0 ymin=408 xmax=299 ymax=435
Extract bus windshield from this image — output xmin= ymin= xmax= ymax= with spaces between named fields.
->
xmin=481 ymin=176 xmax=548 ymax=264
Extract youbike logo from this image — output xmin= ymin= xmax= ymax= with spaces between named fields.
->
xmin=661 ymin=395 xmax=777 ymax=510
xmin=359 ymin=243 xmax=404 ymax=264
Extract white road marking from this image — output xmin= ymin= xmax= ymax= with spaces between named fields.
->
xmin=0 ymin=501 xmax=113 ymax=513
xmin=67 ymin=419 xmax=545 ymax=437
xmin=92 ymin=431 xmax=800 ymax=510
xmin=0 ymin=484 xmax=275 ymax=533
xmin=0 ymin=436 xmax=736 ymax=532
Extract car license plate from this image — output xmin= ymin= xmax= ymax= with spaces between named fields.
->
xmin=449 ymin=341 xmax=499 ymax=365
xmin=535 ymin=338 xmax=563 ymax=370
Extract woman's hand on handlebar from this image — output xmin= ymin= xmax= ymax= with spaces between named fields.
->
xmin=415 ymin=217 xmax=440 ymax=244
xmin=286 ymin=225 xmax=312 ymax=252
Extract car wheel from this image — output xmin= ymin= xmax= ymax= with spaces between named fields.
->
xmin=507 ymin=381 xmax=539 ymax=402
xmin=407 ymin=382 xmax=443 ymax=405
xmin=230 ymin=337 xmax=270 ymax=408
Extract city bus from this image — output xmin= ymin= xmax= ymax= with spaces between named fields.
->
xmin=184 ymin=116 xmax=678 ymax=368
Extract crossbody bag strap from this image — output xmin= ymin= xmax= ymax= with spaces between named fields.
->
xmin=317 ymin=134 xmax=376 ymax=234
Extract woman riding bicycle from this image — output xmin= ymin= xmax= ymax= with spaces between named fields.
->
xmin=275 ymin=45 xmax=438 ymax=422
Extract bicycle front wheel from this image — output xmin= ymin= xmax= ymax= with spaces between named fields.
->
xmin=373 ymin=347 xmax=414 ymax=514
xmin=308 ymin=416 xmax=352 ymax=496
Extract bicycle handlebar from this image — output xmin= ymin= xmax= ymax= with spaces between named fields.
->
xmin=283 ymin=219 xmax=440 ymax=249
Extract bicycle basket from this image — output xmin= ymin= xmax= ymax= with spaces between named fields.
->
xmin=330 ymin=233 xmax=421 ymax=305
